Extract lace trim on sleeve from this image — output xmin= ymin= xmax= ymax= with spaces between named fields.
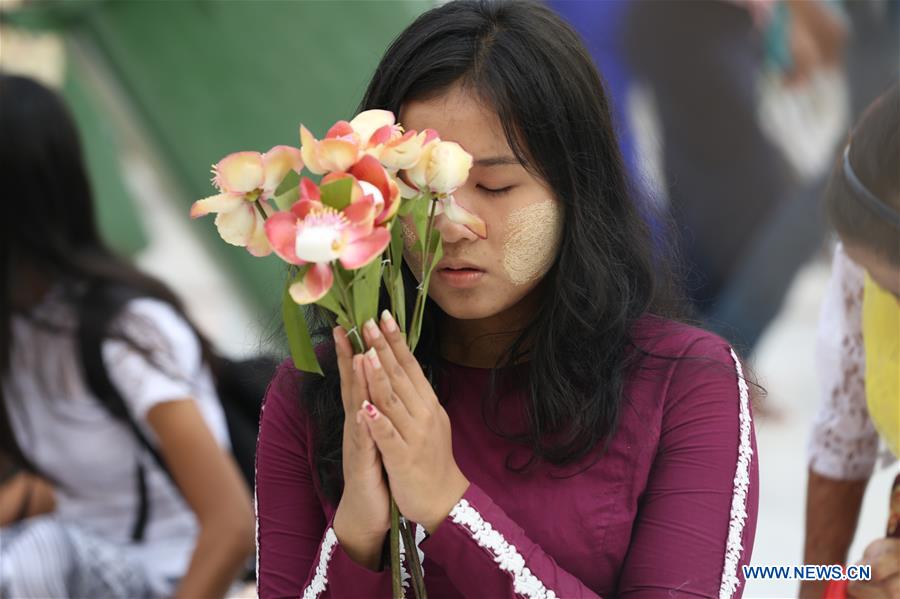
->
xmin=302 ymin=528 xmax=338 ymax=599
xmin=449 ymin=498 xmax=558 ymax=599
xmin=718 ymin=349 xmax=754 ymax=599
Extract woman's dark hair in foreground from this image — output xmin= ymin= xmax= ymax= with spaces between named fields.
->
xmin=304 ymin=0 xmax=688 ymax=504
xmin=0 ymin=74 xmax=214 ymax=477
xmin=825 ymin=82 xmax=900 ymax=265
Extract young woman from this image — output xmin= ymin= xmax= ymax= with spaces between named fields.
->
xmin=0 ymin=75 xmax=255 ymax=598
xmin=803 ymin=84 xmax=899 ymax=599
xmin=256 ymin=1 xmax=759 ymax=597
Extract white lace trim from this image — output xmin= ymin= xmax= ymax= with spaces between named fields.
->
xmin=718 ymin=349 xmax=754 ymax=599
xmin=398 ymin=518 xmax=426 ymax=594
xmin=449 ymin=499 xmax=557 ymax=599
xmin=302 ymin=528 xmax=338 ymax=599
xmin=399 ymin=525 xmax=411 ymax=591
xmin=254 ymin=399 xmax=265 ymax=586
xmin=254 ymin=486 xmax=260 ymax=585
xmin=414 ymin=521 xmax=427 ymax=570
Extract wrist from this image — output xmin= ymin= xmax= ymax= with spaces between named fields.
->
xmin=423 ymin=471 xmax=470 ymax=535
xmin=333 ymin=519 xmax=386 ymax=571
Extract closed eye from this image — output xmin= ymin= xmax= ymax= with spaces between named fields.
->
xmin=477 ymin=184 xmax=514 ymax=196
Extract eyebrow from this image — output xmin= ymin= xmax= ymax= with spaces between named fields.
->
xmin=473 ymin=155 xmax=520 ymax=167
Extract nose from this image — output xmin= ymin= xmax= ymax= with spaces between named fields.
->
xmin=432 ymin=195 xmax=481 ymax=244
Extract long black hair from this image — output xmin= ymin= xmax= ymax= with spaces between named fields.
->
xmin=825 ymin=82 xmax=900 ymax=264
xmin=0 ymin=74 xmax=215 ymax=476
xmin=302 ymin=0 xmax=687 ymax=505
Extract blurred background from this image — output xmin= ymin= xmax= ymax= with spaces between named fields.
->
xmin=1 ymin=0 xmax=897 ymax=596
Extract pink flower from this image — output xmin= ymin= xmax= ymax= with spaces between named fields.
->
xmin=368 ymin=126 xmax=426 ymax=171
xmin=349 ymin=109 xmax=396 ymax=147
xmin=300 ymin=121 xmax=360 ymax=175
xmin=190 ymin=146 xmax=303 ymax=256
xmin=406 ymin=138 xmax=472 ymax=195
xmin=348 ymin=154 xmax=401 ymax=225
xmin=402 ymin=135 xmax=486 ymax=239
xmin=354 ymin=111 xmax=427 ymax=172
xmin=265 ymin=177 xmax=391 ymax=304
xmin=435 ymin=195 xmax=488 ymax=239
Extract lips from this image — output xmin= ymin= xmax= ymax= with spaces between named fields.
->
xmin=436 ymin=260 xmax=484 ymax=272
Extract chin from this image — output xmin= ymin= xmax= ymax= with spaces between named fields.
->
xmin=430 ymin=288 xmax=500 ymax=321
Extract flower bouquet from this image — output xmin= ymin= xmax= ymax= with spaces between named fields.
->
xmin=191 ymin=109 xmax=485 ymax=597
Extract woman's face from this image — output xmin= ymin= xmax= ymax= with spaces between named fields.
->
xmin=399 ymin=86 xmax=563 ymax=321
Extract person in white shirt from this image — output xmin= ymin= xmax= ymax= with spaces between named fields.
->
xmin=0 ymin=74 xmax=255 ymax=598
xmin=803 ymin=84 xmax=899 ymax=599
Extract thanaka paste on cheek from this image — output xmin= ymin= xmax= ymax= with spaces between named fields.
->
xmin=502 ymin=200 xmax=563 ymax=286
xmin=401 ymin=219 xmax=418 ymax=249
xmin=400 ymin=219 xmax=423 ymax=280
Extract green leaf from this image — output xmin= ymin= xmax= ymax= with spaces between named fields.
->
xmin=319 ymin=177 xmax=353 ymax=211
xmin=410 ymin=196 xmax=431 ymax=253
xmin=282 ymin=271 xmax=323 ymax=375
xmin=351 ymin=258 xmax=383 ymax=328
xmin=423 ymin=234 xmax=443 ymax=294
xmin=409 ymin=231 xmax=442 ymax=352
xmin=388 ymin=222 xmax=407 ymax=333
xmin=273 ymin=184 xmax=299 ymax=211
xmin=397 ymin=193 xmax=427 ymax=217
xmin=392 ymin=270 xmax=406 ymax=335
xmin=275 ymin=170 xmax=300 ymax=196
xmin=316 ymin=286 xmax=346 ymax=321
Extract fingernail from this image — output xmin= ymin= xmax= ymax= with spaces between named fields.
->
xmin=365 ymin=347 xmax=381 ymax=370
xmin=364 ymin=318 xmax=381 ymax=339
xmin=351 ymin=355 xmax=357 ymax=372
xmin=380 ymin=309 xmax=397 ymax=333
xmin=362 ymin=399 xmax=378 ymax=419
xmin=355 ymin=411 xmax=362 ymax=425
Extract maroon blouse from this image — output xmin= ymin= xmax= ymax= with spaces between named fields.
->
xmin=255 ymin=316 xmax=758 ymax=598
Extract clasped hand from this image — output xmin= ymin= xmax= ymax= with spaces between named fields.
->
xmin=334 ymin=311 xmax=469 ymax=535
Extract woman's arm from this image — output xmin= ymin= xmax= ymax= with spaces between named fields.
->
xmin=417 ymin=481 xmax=603 ymax=598
xmin=147 ymin=399 xmax=254 ymax=599
xmin=801 ymin=470 xmax=868 ymax=598
xmin=0 ymin=469 xmax=55 ymax=526
xmin=616 ymin=340 xmax=759 ymax=598
xmin=255 ymin=361 xmax=394 ymax=599
xmin=357 ymin=313 xmax=605 ymax=598
xmin=802 ymin=244 xmax=878 ymax=597
xmin=102 ymin=299 xmax=254 ymax=597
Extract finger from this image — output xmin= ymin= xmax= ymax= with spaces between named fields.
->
xmin=872 ymin=548 xmax=900 ymax=581
xmin=350 ymin=406 xmax=378 ymax=456
xmin=378 ymin=310 xmax=435 ymax=406
xmin=847 ymin=580 xmax=883 ymax=599
xmin=863 ymin=540 xmax=900 ymax=580
xmin=334 ymin=326 xmax=354 ymax=411
xmin=370 ymin=310 xmax=437 ymax=418
xmin=349 ymin=354 xmax=371 ymax=414
xmin=360 ymin=399 xmax=407 ymax=469
xmin=362 ymin=317 xmax=424 ymax=418
xmin=362 ymin=348 xmax=415 ymax=441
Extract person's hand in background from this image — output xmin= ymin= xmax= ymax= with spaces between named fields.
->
xmin=785 ymin=0 xmax=848 ymax=86
xmin=0 ymin=468 xmax=55 ymax=526
xmin=847 ymin=537 xmax=899 ymax=598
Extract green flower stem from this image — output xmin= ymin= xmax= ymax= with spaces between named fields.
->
xmin=408 ymin=198 xmax=439 ymax=351
xmin=390 ymin=497 xmax=402 ymax=598
xmin=400 ymin=516 xmax=427 ymax=598
xmin=331 ymin=263 xmax=364 ymax=353
xmin=253 ymin=198 xmax=268 ymax=221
